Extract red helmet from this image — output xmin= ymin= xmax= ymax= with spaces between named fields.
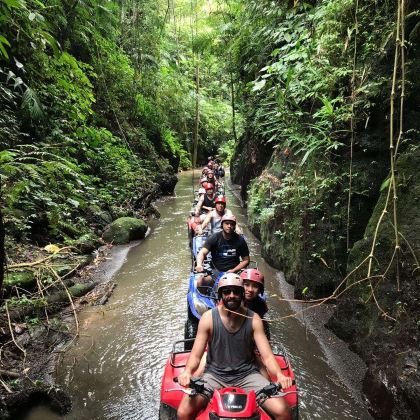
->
xmin=214 ymin=195 xmax=226 ymax=205
xmin=240 ymin=269 xmax=264 ymax=293
xmin=202 ymin=182 xmax=214 ymax=191
xmin=202 ymin=168 xmax=209 ymax=174
xmin=221 ymin=214 xmax=236 ymax=225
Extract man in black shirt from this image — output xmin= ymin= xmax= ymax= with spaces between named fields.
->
xmin=196 ymin=214 xmax=250 ymax=287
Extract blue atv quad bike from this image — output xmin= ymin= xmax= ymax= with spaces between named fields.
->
xmin=184 ymin=266 xmax=222 ymax=350
xmin=191 ymin=233 xmax=210 ymax=261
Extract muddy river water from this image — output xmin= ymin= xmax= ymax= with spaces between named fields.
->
xmin=22 ymin=171 xmax=371 ymax=419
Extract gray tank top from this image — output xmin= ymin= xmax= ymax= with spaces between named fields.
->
xmin=205 ymin=307 xmax=258 ymax=382
xmin=210 ymin=209 xmax=232 ymax=233
xmin=210 ymin=211 xmax=223 ymax=233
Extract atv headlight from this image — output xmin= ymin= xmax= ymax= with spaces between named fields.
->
xmin=193 ymin=295 xmax=209 ymax=316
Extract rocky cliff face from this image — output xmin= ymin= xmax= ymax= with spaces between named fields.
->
xmin=230 ymin=2 xmax=419 ymax=417
xmin=327 ymin=149 xmax=420 ymax=419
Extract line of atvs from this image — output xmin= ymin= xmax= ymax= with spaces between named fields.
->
xmin=159 ymin=182 xmax=299 ymax=419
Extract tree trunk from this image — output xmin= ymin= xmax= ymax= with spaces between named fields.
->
xmin=230 ymin=70 xmax=238 ymax=143
xmin=193 ymin=60 xmax=200 ymax=168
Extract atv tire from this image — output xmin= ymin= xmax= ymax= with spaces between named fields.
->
xmin=159 ymin=403 xmax=177 ymax=420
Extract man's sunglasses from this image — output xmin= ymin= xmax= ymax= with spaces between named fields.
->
xmin=221 ymin=288 xmax=242 ymax=296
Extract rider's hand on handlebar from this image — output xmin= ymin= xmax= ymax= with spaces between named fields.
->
xmin=178 ymin=370 xmax=192 ymax=387
xmin=276 ymin=374 xmax=293 ymax=390
xmin=196 ymin=265 xmax=204 ymax=273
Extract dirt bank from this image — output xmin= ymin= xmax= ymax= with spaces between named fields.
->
xmin=0 ymin=238 xmax=146 ymax=419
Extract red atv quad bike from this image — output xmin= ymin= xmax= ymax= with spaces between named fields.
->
xmin=159 ymin=339 xmax=298 ymax=419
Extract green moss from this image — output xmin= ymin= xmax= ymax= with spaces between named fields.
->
xmin=245 ymin=153 xmax=345 ymax=296
xmin=102 ymin=217 xmax=148 ymax=244
xmin=4 ymin=270 xmax=35 ymax=288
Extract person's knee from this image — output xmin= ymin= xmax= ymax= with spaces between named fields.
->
xmin=264 ymin=398 xmax=290 ymax=420
xmin=178 ymin=395 xmax=207 ymax=420
xmin=177 ymin=401 xmax=193 ymax=420
xmin=198 ymin=275 xmax=213 ymax=287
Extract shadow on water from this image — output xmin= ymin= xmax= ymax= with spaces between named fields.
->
xmin=20 ymin=171 xmax=371 ymax=420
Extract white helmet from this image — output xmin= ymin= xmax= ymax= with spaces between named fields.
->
xmin=217 ymin=273 xmax=243 ymax=297
xmin=198 ymin=187 xmax=206 ymax=195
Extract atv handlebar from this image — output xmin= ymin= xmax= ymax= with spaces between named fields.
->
xmin=194 ymin=264 xmax=213 ymax=275
xmin=171 ymin=377 xmax=296 ymax=401
xmin=172 ymin=376 xmax=210 ymax=397
xmin=256 ymin=380 xmax=297 ymax=403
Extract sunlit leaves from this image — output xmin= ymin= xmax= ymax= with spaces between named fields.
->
xmin=0 ymin=34 xmax=10 ymax=58
xmin=22 ymin=87 xmax=43 ymax=120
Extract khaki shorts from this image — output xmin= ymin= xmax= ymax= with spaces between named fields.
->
xmin=201 ymin=371 xmax=270 ymax=399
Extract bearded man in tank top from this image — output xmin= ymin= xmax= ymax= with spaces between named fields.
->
xmin=177 ymin=273 xmax=292 ymax=420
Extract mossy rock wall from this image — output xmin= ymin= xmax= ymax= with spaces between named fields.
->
xmin=327 ymin=149 xmax=420 ymax=419
xmin=244 ymin=149 xmax=347 ymax=298
xmin=230 ymin=130 xmax=274 ymax=201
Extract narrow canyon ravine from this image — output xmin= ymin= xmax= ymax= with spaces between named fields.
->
xmin=22 ymin=172 xmax=371 ymax=420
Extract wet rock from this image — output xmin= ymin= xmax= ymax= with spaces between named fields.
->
xmin=4 ymin=270 xmax=35 ymax=289
xmin=155 ymin=172 xmax=178 ymax=195
xmin=73 ymin=254 xmax=93 ymax=267
xmin=230 ymin=130 xmax=274 ymax=201
xmin=71 ymin=233 xmax=100 ymax=254
xmin=5 ymin=386 xmax=71 ymax=418
xmin=109 ymin=205 xmax=133 ymax=220
xmin=86 ymin=205 xmax=113 ymax=227
xmin=97 ymin=210 xmax=112 ymax=225
xmin=102 ymin=217 xmax=148 ymax=244
xmin=53 ymin=265 xmax=73 ymax=277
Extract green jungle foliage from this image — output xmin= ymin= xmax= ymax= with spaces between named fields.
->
xmin=0 ymin=0 xmax=233 ymax=245
xmin=226 ymin=0 xmax=418 ymax=295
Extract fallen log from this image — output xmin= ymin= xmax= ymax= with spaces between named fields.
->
xmin=0 ymin=369 xmax=20 ymax=378
xmin=3 ymin=280 xmax=100 ymax=323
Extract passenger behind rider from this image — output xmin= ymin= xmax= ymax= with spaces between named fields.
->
xmin=195 ymin=183 xmax=215 ymax=217
xmin=190 ymin=187 xmax=207 ymax=234
xmin=197 ymin=195 xmax=232 ymax=235
xmin=241 ymin=268 xmax=268 ymax=319
xmin=193 ymin=187 xmax=206 ymax=206
xmin=196 ymin=214 xmax=249 ymax=288
xmin=213 ymin=162 xmax=222 ymax=179
xmin=204 ymin=169 xmax=218 ymax=189
xmin=241 ymin=268 xmax=270 ymax=341
xmin=199 ymin=168 xmax=208 ymax=185
xmin=177 ymin=273 xmax=292 ymax=420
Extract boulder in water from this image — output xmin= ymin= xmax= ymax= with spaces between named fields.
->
xmin=102 ymin=217 xmax=148 ymax=244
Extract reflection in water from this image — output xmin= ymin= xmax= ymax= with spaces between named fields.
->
xmin=23 ymin=172 xmax=370 ymax=419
